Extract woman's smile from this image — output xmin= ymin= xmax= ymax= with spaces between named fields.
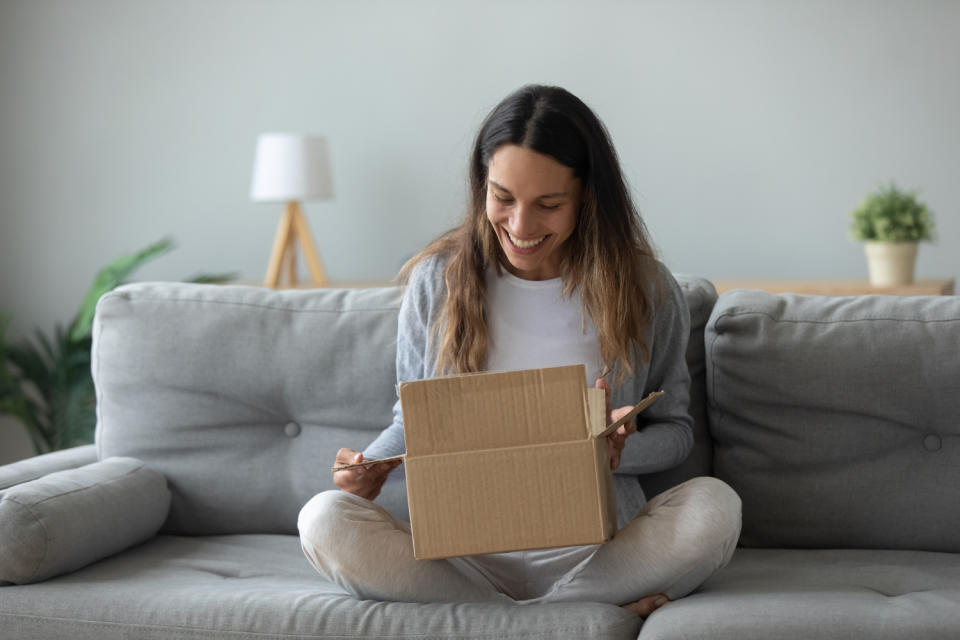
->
xmin=504 ymin=229 xmax=548 ymax=252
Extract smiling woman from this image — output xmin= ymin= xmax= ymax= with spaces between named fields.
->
xmin=403 ymin=85 xmax=665 ymax=379
xmin=298 ymin=84 xmax=742 ymax=616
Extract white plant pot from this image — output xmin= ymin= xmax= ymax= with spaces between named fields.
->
xmin=864 ymin=241 xmax=918 ymax=287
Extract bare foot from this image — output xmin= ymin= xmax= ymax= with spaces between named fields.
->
xmin=621 ymin=593 xmax=670 ymax=618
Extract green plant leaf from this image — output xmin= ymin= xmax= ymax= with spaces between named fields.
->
xmin=849 ymin=182 xmax=936 ymax=243
xmin=0 ymin=313 xmax=11 ymax=383
xmin=61 ymin=347 xmax=92 ymax=371
xmin=69 ymin=237 xmax=176 ymax=342
xmin=58 ymin=374 xmax=96 ymax=449
xmin=185 ymin=271 xmax=241 ymax=284
xmin=52 ymin=325 xmax=89 ymax=375
xmin=0 ymin=314 xmax=47 ymax=450
xmin=0 ymin=373 xmax=49 ymax=453
xmin=6 ymin=341 xmax=53 ymax=396
xmin=46 ymin=365 xmax=96 ymax=451
xmin=32 ymin=327 xmax=56 ymax=367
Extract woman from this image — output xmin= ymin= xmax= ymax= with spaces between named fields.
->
xmin=298 ymin=85 xmax=741 ymax=617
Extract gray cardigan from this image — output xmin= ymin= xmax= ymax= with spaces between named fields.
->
xmin=364 ymin=255 xmax=694 ymax=524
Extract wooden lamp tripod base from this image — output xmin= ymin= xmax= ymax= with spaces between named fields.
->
xmin=264 ymin=201 xmax=328 ymax=288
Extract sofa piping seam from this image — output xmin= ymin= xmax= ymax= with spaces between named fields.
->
xmin=94 ymin=307 xmax=105 ymax=460
xmin=23 ymin=460 xmax=147 ymax=507
xmin=0 ymin=610 xmax=637 ymax=639
xmin=716 ymin=310 xmax=960 ymax=325
xmin=103 ymin=294 xmax=401 ymax=315
xmin=0 ymin=447 xmax=98 ymax=491
xmin=706 ymin=312 xmax=726 ymax=436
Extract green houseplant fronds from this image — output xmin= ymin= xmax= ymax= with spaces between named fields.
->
xmin=69 ymin=237 xmax=176 ymax=342
xmin=850 ymin=182 xmax=936 ymax=243
xmin=1 ymin=238 xmax=237 ymax=453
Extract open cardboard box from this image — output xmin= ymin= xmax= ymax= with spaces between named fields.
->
xmin=395 ymin=364 xmax=662 ymax=559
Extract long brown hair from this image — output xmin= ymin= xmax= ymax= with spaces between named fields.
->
xmin=400 ymin=85 xmax=661 ymax=386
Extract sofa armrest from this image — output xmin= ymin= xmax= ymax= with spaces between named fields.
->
xmin=0 ymin=456 xmax=170 ymax=584
xmin=0 ymin=444 xmax=98 ymax=490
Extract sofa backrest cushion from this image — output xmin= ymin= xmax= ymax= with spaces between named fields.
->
xmin=706 ymin=290 xmax=960 ymax=551
xmin=94 ymin=283 xmax=404 ymax=535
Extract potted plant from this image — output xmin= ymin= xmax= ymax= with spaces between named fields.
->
xmin=850 ymin=182 xmax=936 ymax=286
xmin=1 ymin=237 xmax=236 ymax=454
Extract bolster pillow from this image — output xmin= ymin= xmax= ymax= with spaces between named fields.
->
xmin=0 ymin=456 xmax=170 ymax=584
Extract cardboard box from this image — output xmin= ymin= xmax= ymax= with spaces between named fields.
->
xmin=398 ymin=364 xmax=658 ymax=560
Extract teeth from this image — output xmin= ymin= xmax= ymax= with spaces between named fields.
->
xmin=507 ymin=231 xmax=546 ymax=249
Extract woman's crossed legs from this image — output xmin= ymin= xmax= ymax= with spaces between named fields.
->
xmin=298 ymin=476 xmax=741 ymax=608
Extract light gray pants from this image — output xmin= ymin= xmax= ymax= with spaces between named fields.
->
xmin=298 ymin=476 xmax=741 ymax=605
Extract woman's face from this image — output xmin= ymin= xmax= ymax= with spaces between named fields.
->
xmin=485 ymin=144 xmax=582 ymax=281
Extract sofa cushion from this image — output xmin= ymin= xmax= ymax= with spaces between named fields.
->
xmin=638 ymin=274 xmax=717 ymax=498
xmin=0 ymin=534 xmax=641 ymax=640
xmin=638 ymin=547 xmax=960 ymax=640
xmin=706 ymin=291 xmax=960 ymax=550
xmin=0 ymin=456 xmax=169 ymax=584
xmin=93 ymin=283 xmax=407 ymax=535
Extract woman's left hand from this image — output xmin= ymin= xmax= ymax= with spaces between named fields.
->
xmin=596 ymin=378 xmax=637 ymax=471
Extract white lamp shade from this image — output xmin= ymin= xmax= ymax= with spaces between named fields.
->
xmin=250 ymin=134 xmax=333 ymax=202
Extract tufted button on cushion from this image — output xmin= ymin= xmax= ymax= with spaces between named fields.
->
xmin=283 ymin=422 xmax=301 ymax=438
xmin=923 ymin=434 xmax=942 ymax=452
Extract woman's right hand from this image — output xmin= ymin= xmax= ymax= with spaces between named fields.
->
xmin=333 ymin=448 xmax=402 ymax=501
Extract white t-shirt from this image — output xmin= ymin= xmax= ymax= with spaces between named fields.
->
xmin=484 ymin=266 xmax=604 ymax=385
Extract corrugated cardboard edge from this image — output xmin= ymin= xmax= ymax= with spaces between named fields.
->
xmin=575 ymin=367 xmax=592 ymax=439
xmin=586 ymin=388 xmax=617 ymax=539
xmin=331 ymin=454 xmax=406 ymax=472
xmin=595 ymin=390 xmax=665 ymax=439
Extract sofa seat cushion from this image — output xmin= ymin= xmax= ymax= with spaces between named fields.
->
xmin=639 ymin=548 xmax=960 ymax=640
xmin=0 ymin=534 xmax=640 ymax=640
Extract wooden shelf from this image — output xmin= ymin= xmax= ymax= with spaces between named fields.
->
xmin=712 ymin=278 xmax=955 ymax=296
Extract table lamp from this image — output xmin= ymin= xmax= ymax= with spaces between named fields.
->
xmin=250 ymin=133 xmax=333 ymax=288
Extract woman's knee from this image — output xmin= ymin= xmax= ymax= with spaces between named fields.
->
xmin=691 ymin=476 xmax=741 ymax=514
xmin=677 ymin=477 xmax=742 ymax=551
xmin=298 ymin=489 xmax=361 ymax=546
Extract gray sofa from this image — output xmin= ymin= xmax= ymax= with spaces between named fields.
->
xmin=1 ymin=276 xmax=958 ymax=639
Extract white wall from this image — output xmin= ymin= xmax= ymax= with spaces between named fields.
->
xmin=1 ymin=0 xmax=958 ymax=463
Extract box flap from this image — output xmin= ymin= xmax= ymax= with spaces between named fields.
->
xmin=586 ymin=388 xmax=618 ymax=536
xmin=399 ymin=365 xmax=589 ymax=456
xmin=594 ymin=390 xmax=665 ymax=439
xmin=586 ymin=387 xmax=606 ymax=437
